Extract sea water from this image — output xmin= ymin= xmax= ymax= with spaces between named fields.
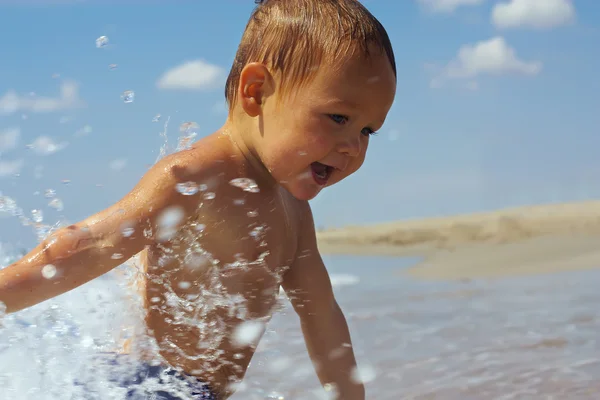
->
xmin=2 ymin=249 xmax=600 ymax=399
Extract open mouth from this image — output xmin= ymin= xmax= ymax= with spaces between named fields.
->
xmin=310 ymin=162 xmax=333 ymax=186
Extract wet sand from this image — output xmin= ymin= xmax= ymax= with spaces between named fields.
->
xmin=316 ymin=201 xmax=600 ymax=280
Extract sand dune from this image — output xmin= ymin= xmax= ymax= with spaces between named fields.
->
xmin=316 ymin=201 xmax=600 ymax=280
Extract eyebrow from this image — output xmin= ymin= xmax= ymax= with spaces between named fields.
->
xmin=323 ymin=98 xmax=386 ymax=128
xmin=323 ymin=98 xmax=357 ymax=109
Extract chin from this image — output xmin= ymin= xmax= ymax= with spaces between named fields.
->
xmin=281 ymin=181 xmax=323 ymax=201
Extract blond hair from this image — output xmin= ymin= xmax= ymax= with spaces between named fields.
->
xmin=225 ymin=0 xmax=396 ymax=109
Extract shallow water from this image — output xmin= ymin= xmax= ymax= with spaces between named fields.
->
xmin=1 ymin=250 xmax=600 ymax=399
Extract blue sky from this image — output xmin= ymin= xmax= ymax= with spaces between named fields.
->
xmin=0 ymin=0 xmax=599 ymax=248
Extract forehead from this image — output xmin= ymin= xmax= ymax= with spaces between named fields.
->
xmin=307 ymin=51 xmax=396 ymax=114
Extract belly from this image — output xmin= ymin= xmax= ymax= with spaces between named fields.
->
xmin=137 ymin=248 xmax=285 ymax=393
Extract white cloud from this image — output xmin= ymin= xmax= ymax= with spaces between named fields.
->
xmin=0 ymin=81 xmax=84 ymax=116
xmin=465 ymin=81 xmax=479 ymax=91
xmin=157 ymin=60 xmax=225 ymax=91
xmin=26 ymin=136 xmax=68 ymax=156
xmin=430 ymin=36 xmax=542 ymax=88
xmin=417 ymin=0 xmax=485 ymax=13
xmin=0 ymin=128 xmax=20 ymax=152
xmin=492 ymin=0 xmax=575 ymax=29
xmin=0 ymin=159 xmax=24 ymax=178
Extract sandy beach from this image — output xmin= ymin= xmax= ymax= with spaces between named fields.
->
xmin=316 ymin=201 xmax=600 ymax=280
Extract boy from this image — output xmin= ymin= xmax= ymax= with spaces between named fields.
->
xmin=0 ymin=0 xmax=396 ymax=398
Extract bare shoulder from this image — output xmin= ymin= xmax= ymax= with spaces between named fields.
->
xmin=75 ymin=134 xmax=229 ymax=246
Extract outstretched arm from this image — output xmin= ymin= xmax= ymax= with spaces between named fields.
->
xmin=281 ymin=204 xmax=364 ymax=400
xmin=0 ymin=154 xmax=194 ymax=313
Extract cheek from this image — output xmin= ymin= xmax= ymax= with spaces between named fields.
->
xmin=349 ymin=156 xmax=366 ymax=175
xmin=349 ymin=142 xmax=368 ymax=172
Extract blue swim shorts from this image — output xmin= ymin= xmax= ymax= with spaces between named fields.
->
xmin=75 ymin=352 xmax=217 ymax=400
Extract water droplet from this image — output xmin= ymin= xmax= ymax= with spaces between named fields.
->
xmin=95 ymin=35 xmax=109 ymax=48
xmin=121 ymin=90 xmax=135 ymax=103
xmin=143 ymin=227 xmax=153 ymax=238
xmin=41 ymin=264 xmax=57 ymax=279
xmin=249 ymin=225 xmax=264 ymax=240
xmin=152 ymin=114 xmax=161 ymax=123
xmin=178 ymin=281 xmax=191 ymax=290
xmin=233 ymin=198 xmax=245 ymax=206
xmin=158 ymin=206 xmax=184 ymax=229
xmin=350 ymin=365 xmax=376 ymax=384
xmin=81 ymin=336 xmax=94 ymax=348
xmin=266 ymin=392 xmax=285 ymax=400
xmin=298 ymin=151 xmax=308 ymax=156
xmin=231 ymin=320 xmax=265 ymax=348
xmin=195 ymin=223 xmax=206 ymax=232
xmin=177 ymin=122 xmax=199 ymax=151
xmin=0 ymin=196 xmax=20 ymax=218
xmin=203 ymin=192 xmax=215 ymax=200
xmin=246 ymin=210 xmax=258 ymax=218
xmin=156 ymin=206 xmax=184 ymax=241
xmin=35 ymin=224 xmax=51 ymax=239
xmin=121 ymin=227 xmax=135 ymax=237
xmin=322 ymin=383 xmax=339 ymax=399
xmin=108 ymin=63 xmax=118 ymax=70
xmin=199 ymin=183 xmax=208 ymax=192
xmin=61 ymin=179 xmax=71 ymax=185
xmin=150 ymin=296 xmax=161 ymax=303
xmin=31 ymin=209 xmax=43 ymax=223
xmin=184 ymin=253 xmax=209 ymax=270
xmin=233 ymin=353 xmax=244 ymax=360
xmin=229 ymin=178 xmax=259 ymax=193
xmin=44 ymin=189 xmax=56 ymax=198
xmin=176 ymin=181 xmax=200 ymax=196
xmin=48 ymin=198 xmax=64 ymax=211
xmin=111 ymin=253 xmax=123 ymax=260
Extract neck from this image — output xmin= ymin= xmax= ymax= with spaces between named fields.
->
xmin=220 ymin=117 xmax=277 ymax=191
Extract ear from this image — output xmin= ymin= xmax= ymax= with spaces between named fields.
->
xmin=238 ymin=62 xmax=274 ymax=117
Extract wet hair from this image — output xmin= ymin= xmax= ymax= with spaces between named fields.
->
xmin=225 ymin=0 xmax=396 ymax=110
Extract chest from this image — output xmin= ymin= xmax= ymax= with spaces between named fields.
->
xmin=146 ymin=190 xmax=299 ymax=288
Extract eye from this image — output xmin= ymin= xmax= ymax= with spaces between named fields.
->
xmin=361 ymin=127 xmax=377 ymax=137
xmin=328 ymin=114 xmax=348 ymax=125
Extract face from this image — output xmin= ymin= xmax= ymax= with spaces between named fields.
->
xmin=246 ymin=51 xmax=396 ymax=201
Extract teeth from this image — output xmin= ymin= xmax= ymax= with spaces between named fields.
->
xmin=312 ymin=163 xmax=329 ymax=180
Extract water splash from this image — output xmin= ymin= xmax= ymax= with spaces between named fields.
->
xmin=48 ymin=198 xmax=64 ymax=212
xmin=177 ymin=122 xmax=199 ymax=152
xmin=121 ymin=91 xmax=135 ymax=104
xmin=232 ymin=320 xmax=266 ymax=348
xmin=95 ymin=35 xmax=109 ymax=49
xmin=175 ymin=182 xmax=200 ymax=196
xmin=229 ymin=178 xmax=260 ymax=193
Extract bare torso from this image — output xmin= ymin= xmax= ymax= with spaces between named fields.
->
xmin=123 ymin=133 xmax=302 ymax=397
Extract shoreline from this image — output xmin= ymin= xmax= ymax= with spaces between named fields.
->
xmin=316 ymin=201 xmax=600 ymax=281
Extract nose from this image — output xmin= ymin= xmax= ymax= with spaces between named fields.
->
xmin=337 ymin=134 xmax=361 ymax=158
